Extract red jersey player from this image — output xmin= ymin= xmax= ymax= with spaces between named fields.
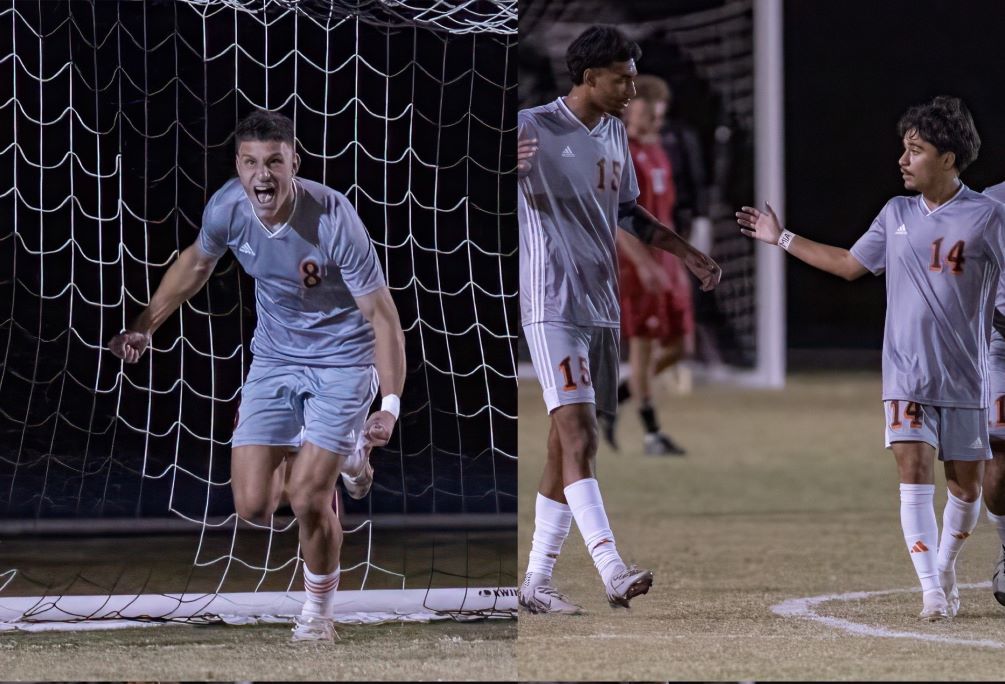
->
xmin=602 ymin=74 xmax=694 ymax=455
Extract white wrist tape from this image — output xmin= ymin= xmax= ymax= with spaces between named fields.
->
xmin=777 ymin=230 xmax=796 ymax=252
xmin=380 ymin=394 xmax=400 ymax=420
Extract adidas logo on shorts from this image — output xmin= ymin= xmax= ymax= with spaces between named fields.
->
xmin=561 ymin=146 xmax=576 ymax=158
xmin=969 ymin=437 xmax=984 ymax=449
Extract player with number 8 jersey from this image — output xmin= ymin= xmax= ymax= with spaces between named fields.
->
xmin=107 ymin=110 xmax=406 ymax=642
xmin=737 ymin=96 xmax=1005 ymax=621
xmin=517 ymin=25 xmax=721 ymax=615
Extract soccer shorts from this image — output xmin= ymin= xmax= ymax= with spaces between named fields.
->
xmin=988 ymin=339 xmax=1005 ymax=442
xmin=232 ymin=359 xmax=379 ymax=456
xmin=619 ymin=251 xmax=694 ymax=341
xmin=524 ymin=322 xmax=619 ymax=418
xmin=883 ymin=400 xmax=991 ymax=462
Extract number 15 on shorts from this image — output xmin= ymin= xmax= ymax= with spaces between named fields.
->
xmin=559 ymin=355 xmax=591 ymax=391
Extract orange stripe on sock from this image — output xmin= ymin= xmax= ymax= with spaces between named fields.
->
xmin=910 ymin=541 xmax=929 ymax=553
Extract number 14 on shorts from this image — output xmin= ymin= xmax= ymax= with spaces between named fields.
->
xmin=559 ymin=355 xmax=591 ymax=391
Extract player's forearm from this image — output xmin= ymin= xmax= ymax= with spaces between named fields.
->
xmin=624 ymin=204 xmax=691 ymax=258
xmin=783 ymin=235 xmax=865 ymax=281
xmin=131 ymin=246 xmax=215 ymax=335
xmin=371 ymin=303 xmax=406 ymax=399
xmin=615 ymin=230 xmax=655 ymax=269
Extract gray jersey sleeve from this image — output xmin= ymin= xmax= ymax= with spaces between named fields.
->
xmin=849 ymin=201 xmax=891 ymax=275
xmin=197 ymin=188 xmax=231 ymax=258
xmin=981 ymin=202 xmax=1005 ymax=274
xmin=329 ymin=194 xmax=385 ymax=298
xmin=618 ymin=126 xmax=640 ymax=205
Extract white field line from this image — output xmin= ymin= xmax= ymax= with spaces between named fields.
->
xmin=771 ymin=581 xmax=1004 ymax=649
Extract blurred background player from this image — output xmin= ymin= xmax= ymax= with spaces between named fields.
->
xmin=109 ymin=110 xmax=406 ymax=641
xmin=601 ymin=73 xmax=694 ymax=456
xmin=518 ymin=25 xmax=721 ymax=614
xmin=738 ymin=96 xmax=1005 ymax=621
xmin=982 ymin=179 xmax=1005 ymax=606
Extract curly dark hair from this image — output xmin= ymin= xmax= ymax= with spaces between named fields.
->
xmin=565 ymin=25 xmax=641 ymax=86
xmin=234 ymin=109 xmax=295 ymax=152
xmin=897 ymin=96 xmax=980 ymax=173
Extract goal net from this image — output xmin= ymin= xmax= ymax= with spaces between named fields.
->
xmin=518 ymin=0 xmax=784 ymax=388
xmin=0 ymin=0 xmax=517 ymax=629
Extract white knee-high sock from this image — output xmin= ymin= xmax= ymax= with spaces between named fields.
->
xmin=988 ymin=510 xmax=1005 ymax=546
xmin=937 ymin=489 xmax=981 ymax=573
xmin=302 ymin=565 xmax=340 ymax=618
xmin=900 ymin=483 xmax=940 ymax=593
xmin=564 ymin=477 xmax=624 ymax=584
xmin=526 ymin=493 xmax=573 ymax=580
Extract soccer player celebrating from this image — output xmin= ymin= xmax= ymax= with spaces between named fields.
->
xmin=602 ymin=73 xmax=694 ymax=456
xmin=108 ymin=110 xmax=405 ymax=641
xmin=518 ymin=26 xmax=721 ymax=614
xmin=981 ymin=180 xmax=1005 ymax=606
xmin=738 ymin=96 xmax=1005 ymax=621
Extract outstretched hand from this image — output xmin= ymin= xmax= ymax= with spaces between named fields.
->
xmin=362 ymin=410 xmax=395 ymax=448
xmin=108 ymin=330 xmax=150 ymax=364
xmin=736 ymin=202 xmax=783 ymax=244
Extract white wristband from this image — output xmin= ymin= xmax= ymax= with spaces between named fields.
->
xmin=380 ymin=394 xmax=400 ymax=420
xmin=777 ymin=230 xmax=796 ymax=252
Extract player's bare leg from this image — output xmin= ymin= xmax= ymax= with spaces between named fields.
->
xmin=983 ymin=443 xmax=1005 ymax=606
xmin=230 ymin=445 xmax=288 ymax=523
xmin=520 ymin=419 xmax=581 ymax=615
xmin=937 ymin=459 xmax=984 ymax=616
xmin=552 ymin=403 xmax=653 ymax=608
xmin=287 ymin=441 xmax=346 ymax=641
xmin=892 ymin=441 xmax=949 ymax=621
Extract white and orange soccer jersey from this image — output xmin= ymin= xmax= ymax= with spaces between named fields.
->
xmin=197 ymin=177 xmax=386 ymax=367
xmin=518 ymin=98 xmax=640 ymax=328
xmin=850 ymin=185 xmax=1005 ymax=408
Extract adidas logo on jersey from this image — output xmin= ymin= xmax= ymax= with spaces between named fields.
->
xmin=239 ymin=242 xmax=256 ymax=256
xmin=895 ymin=224 xmax=908 ymax=235
xmin=561 ymin=146 xmax=576 ymax=158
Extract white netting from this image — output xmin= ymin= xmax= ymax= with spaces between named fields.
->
xmin=519 ymin=0 xmax=760 ymax=374
xmin=0 ymin=0 xmax=517 ymax=626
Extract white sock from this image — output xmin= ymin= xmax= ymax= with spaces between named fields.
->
xmin=564 ymin=477 xmax=624 ymax=584
xmin=937 ymin=489 xmax=981 ymax=573
xmin=302 ymin=565 xmax=340 ymax=618
xmin=526 ymin=493 xmax=573 ymax=581
xmin=900 ymin=483 xmax=940 ymax=593
xmin=988 ymin=509 xmax=1005 ymax=546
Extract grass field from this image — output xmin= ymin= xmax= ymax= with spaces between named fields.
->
xmin=1 ymin=530 xmax=516 ymax=680
xmin=517 ymin=372 xmax=1005 ymax=680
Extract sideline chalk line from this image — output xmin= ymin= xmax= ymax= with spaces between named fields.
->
xmin=771 ymin=581 xmax=1003 ymax=649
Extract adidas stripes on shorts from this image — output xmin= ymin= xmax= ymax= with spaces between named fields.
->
xmin=883 ymin=400 xmax=991 ymax=462
xmin=524 ymin=322 xmax=619 ymax=419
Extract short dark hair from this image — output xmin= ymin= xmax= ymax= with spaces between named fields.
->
xmin=234 ymin=109 xmax=295 ymax=152
xmin=566 ymin=25 xmax=641 ymax=86
xmin=897 ymin=96 xmax=980 ymax=173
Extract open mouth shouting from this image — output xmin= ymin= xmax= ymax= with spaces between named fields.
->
xmin=254 ymin=185 xmax=277 ymax=206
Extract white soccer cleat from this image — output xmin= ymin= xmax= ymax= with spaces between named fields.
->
xmin=340 ymin=434 xmax=373 ymax=500
xmin=939 ymin=567 xmax=960 ymax=617
xmin=919 ymin=588 xmax=951 ymax=622
xmin=518 ymin=579 xmax=583 ymax=615
xmin=993 ymin=545 xmax=1005 ymax=607
xmin=605 ymin=564 xmax=654 ymax=609
xmin=291 ymin=614 xmax=339 ymax=642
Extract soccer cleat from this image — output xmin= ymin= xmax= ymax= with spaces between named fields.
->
xmin=518 ymin=582 xmax=583 ymax=615
xmin=291 ymin=614 xmax=338 ymax=642
xmin=340 ymin=434 xmax=373 ymax=500
xmin=599 ymin=413 xmax=619 ymax=452
xmin=918 ymin=588 xmax=951 ymax=622
xmin=605 ymin=564 xmax=654 ymax=608
xmin=643 ymin=432 xmax=686 ymax=456
xmin=993 ymin=545 xmax=1005 ymax=607
xmin=939 ymin=568 xmax=960 ymax=617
